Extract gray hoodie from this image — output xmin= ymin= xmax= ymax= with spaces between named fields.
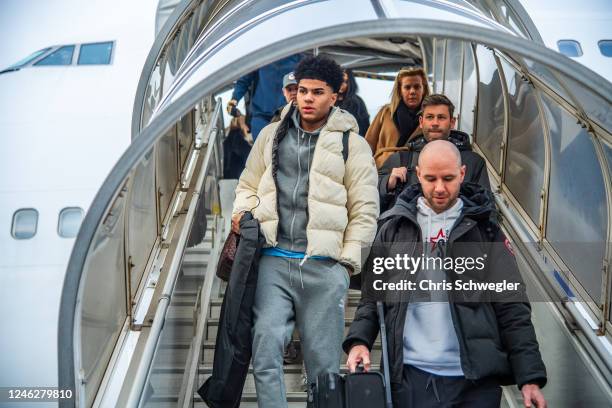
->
xmin=403 ymin=197 xmax=464 ymax=376
xmin=276 ymin=108 xmax=325 ymax=252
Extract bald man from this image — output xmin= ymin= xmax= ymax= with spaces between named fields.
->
xmin=345 ymin=140 xmax=548 ymax=408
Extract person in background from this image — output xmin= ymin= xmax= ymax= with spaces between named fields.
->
xmin=378 ymin=94 xmax=490 ymax=212
xmin=365 ymin=67 xmax=429 ymax=167
xmin=336 ymin=68 xmax=370 ymax=135
xmin=227 ymin=54 xmax=301 ymax=140
xmin=270 ymin=71 xmax=298 ymax=123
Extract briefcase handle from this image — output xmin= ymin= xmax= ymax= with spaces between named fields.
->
xmin=377 ymin=301 xmax=393 ymax=408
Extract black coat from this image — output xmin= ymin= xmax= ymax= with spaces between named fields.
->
xmin=343 ymin=183 xmax=546 ymax=397
xmin=338 ymin=94 xmax=370 ymax=136
xmin=198 ymin=213 xmax=266 ymax=408
xmin=223 ymin=127 xmax=252 ymax=179
xmin=377 ymin=130 xmax=490 ymax=212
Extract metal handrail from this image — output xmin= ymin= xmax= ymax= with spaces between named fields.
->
xmin=177 ymin=214 xmax=224 ymax=408
xmin=126 ymin=100 xmax=223 ymax=407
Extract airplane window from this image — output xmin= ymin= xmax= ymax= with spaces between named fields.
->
xmin=557 ymin=40 xmax=583 ymax=58
xmin=34 ymin=45 xmax=75 ymax=66
xmin=11 ymin=209 xmax=38 ymax=239
xmin=6 ymin=48 xmax=51 ymax=69
xmin=598 ymin=40 xmax=612 ymax=57
xmin=58 ymin=207 xmax=84 ymax=238
xmin=78 ymin=42 xmax=113 ymax=65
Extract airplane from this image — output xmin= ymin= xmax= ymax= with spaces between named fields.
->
xmin=519 ymin=0 xmax=612 ymax=81
xmin=2 ymin=1 xmax=612 ymax=407
xmin=0 ymin=0 xmax=159 ymax=404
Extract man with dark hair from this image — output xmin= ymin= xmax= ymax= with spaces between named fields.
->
xmin=378 ymin=93 xmax=490 ymax=212
xmin=345 ymin=140 xmax=547 ymax=408
xmin=232 ymin=55 xmax=379 ymax=407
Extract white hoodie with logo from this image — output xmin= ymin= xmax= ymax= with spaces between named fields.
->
xmin=403 ymin=196 xmax=464 ymax=376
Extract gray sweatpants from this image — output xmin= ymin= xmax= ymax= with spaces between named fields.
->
xmin=251 ymin=255 xmax=349 ymax=408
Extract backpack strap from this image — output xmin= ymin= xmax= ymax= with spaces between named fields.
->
xmin=342 ymin=130 xmax=350 ymax=163
xmin=398 ymin=149 xmax=413 ymax=168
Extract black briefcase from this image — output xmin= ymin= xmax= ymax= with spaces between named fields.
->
xmin=308 ymin=372 xmax=345 ymax=407
xmin=308 ymin=302 xmax=393 ymax=408
xmin=308 ymin=369 xmax=386 ymax=408
xmin=344 ymin=368 xmax=386 ymax=407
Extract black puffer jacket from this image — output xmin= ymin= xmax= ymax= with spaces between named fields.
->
xmin=378 ymin=130 xmax=491 ymax=212
xmin=343 ymin=183 xmax=546 ymax=395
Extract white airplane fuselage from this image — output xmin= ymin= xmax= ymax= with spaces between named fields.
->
xmin=0 ymin=0 xmax=158 ymax=391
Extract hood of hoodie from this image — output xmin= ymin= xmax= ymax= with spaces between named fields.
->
xmin=277 ymin=103 xmax=359 ymax=135
xmin=380 ymin=182 xmax=496 ymax=225
xmin=409 ymin=129 xmax=472 ymax=152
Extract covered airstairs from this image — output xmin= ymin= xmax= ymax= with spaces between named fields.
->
xmin=58 ymin=1 xmax=612 ymax=407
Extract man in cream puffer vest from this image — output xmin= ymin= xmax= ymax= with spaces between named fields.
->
xmin=231 ymin=56 xmax=379 ymax=407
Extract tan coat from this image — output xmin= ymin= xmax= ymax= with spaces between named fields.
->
xmin=232 ymin=106 xmax=379 ymax=273
xmin=365 ymin=105 xmax=420 ymax=168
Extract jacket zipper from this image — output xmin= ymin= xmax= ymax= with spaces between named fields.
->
xmin=288 ymin=129 xmax=302 ymax=250
xmin=390 ymin=225 xmax=420 ymax=383
xmin=446 ymin=215 xmax=478 ymax=379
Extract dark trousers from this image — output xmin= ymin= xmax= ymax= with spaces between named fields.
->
xmin=392 ymin=365 xmax=502 ymax=408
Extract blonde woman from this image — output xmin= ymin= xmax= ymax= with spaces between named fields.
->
xmin=365 ymin=67 xmax=429 ymax=168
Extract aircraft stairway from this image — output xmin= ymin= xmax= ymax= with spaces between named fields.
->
xmin=197 ymin=286 xmax=378 ymax=406
xmin=58 ymin=99 xmax=612 ymax=408
xmin=140 ymin=177 xmax=612 ymax=408
xmin=141 ymin=224 xmax=213 ymax=406
xmin=58 ymin=3 xmax=612 ymax=404
xmin=138 ymin=177 xmax=384 ymax=407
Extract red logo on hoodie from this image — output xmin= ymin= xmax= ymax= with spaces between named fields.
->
xmin=430 ymin=228 xmax=446 ymax=251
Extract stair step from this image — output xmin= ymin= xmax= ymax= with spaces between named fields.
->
xmin=182 ymin=258 xmax=209 ymax=268
xmin=184 ymin=246 xmax=212 ymax=256
xmin=155 ymin=341 xmax=191 ymax=366
xmin=143 ymin=392 xmax=307 ymax=407
xmin=207 ymin=296 xmax=363 ymax=319
xmin=166 ymin=305 xmax=196 ymax=320
xmin=200 ymin=340 xmax=382 ymax=365
xmin=205 ymin=318 xmax=356 ymax=341
xmin=207 ymin=303 xmax=361 ymax=320
xmin=161 ymin=317 xmax=196 ymax=343
xmin=218 ymin=284 xmax=362 ymax=299
xmin=149 ymin=364 xmax=380 ymax=401
xmin=197 ymin=363 xmax=382 ymax=394
xmin=174 ymin=275 xmax=204 ymax=292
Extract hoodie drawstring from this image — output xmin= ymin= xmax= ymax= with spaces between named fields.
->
xmin=426 ymin=374 xmax=441 ymax=402
xmin=307 ymin=133 xmax=312 ymax=180
xmin=298 ymin=263 xmax=304 ymax=289
xmin=289 ymin=257 xmax=307 ymax=288
xmin=298 ymin=255 xmax=308 ymax=289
